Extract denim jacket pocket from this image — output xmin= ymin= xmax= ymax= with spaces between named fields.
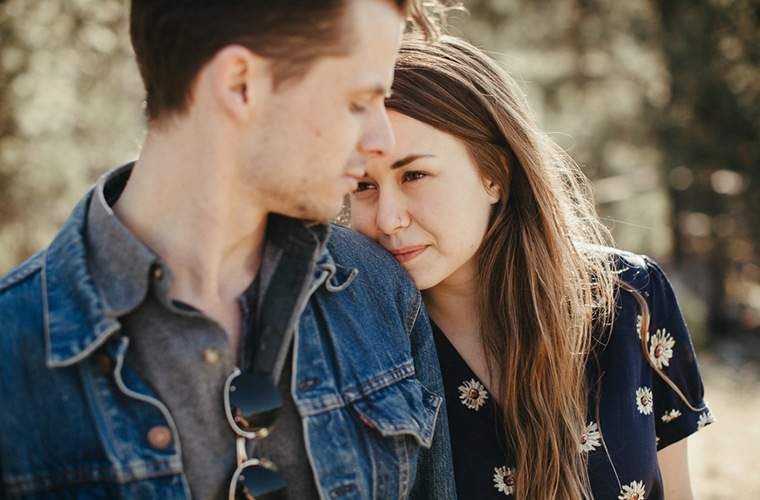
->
xmin=349 ymin=377 xmax=442 ymax=499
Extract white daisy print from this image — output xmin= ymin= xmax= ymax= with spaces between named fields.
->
xmin=579 ymin=421 xmax=602 ymax=453
xmin=697 ymin=410 xmax=715 ymax=430
xmin=618 ymin=480 xmax=646 ymax=500
xmin=660 ymin=409 xmax=682 ymax=423
xmin=635 ymin=314 xmax=643 ymax=338
xmin=493 ymin=466 xmax=515 ymax=495
xmin=458 ymin=378 xmax=489 ymax=411
xmin=635 ymin=386 xmax=654 ymax=415
xmin=649 ymin=329 xmax=676 ymax=369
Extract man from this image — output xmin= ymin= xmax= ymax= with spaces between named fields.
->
xmin=0 ymin=1 xmax=454 ymax=498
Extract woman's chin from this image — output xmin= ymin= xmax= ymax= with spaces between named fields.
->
xmin=406 ymin=270 xmax=442 ymax=291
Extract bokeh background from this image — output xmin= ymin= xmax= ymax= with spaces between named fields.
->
xmin=1 ymin=0 xmax=758 ymax=497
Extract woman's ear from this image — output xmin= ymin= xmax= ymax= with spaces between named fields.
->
xmin=485 ymin=179 xmax=501 ymax=204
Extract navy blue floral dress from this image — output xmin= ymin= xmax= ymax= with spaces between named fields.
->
xmin=433 ymin=253 xmax=714 ymax=500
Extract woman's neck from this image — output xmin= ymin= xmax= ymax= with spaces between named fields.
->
xmin=424 ymin=288 xmax=478 ymax=342
xmin=422 ymin=260 xmax=481 ymax=341
xmin=424 ymin=260 xmax=499 ymax=397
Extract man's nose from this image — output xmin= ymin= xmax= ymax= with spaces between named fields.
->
xmin=357 ymin=107 xmax=395 ymax=158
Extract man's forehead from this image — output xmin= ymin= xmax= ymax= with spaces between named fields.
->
xmin=341 ymin=0 xmax=404 ymax=80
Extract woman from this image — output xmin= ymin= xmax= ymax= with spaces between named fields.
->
xmin=350 ymin=36 xmax=713 ymax=500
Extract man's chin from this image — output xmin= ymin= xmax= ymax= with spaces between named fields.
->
xmin=279 ymin=198 xmax=345 ymax=224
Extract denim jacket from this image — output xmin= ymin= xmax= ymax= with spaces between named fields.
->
xmin=0 ymin=190 xmax=456 ymax=499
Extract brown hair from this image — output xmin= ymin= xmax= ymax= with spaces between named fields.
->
xmin=129 ymin=0 xmax=440 ymax=122
xmin=387 ymin=36 xmax=618 ymax=499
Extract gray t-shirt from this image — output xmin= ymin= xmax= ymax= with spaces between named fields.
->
xmin=85 ymin=165 xmax=320 ymax=499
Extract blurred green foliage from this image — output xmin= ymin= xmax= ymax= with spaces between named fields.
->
xmin=452 ymin=0 xmax=759 ymax=345
xmin=0 ymin=0 xmax=144 ymax=269
xmin=1 ymin=0 xmax=758 ymax=345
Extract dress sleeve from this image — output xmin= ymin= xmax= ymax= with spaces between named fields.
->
xmin=643 ymin=257 xmax=714 ymax=450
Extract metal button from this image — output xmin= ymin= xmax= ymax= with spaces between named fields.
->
xmin=203 ymin=348 xmax=220 ymax=364
xmin=94 ymin=353 xmax=113 ymax=375
xmin=298 ymin=377 xmax=320 ymax=391
xmin=152 ymin=266 xmax=164 ymax=280
xmin=147 ymin=425 xmax=172 ymax=449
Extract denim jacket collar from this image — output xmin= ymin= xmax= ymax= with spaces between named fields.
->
xmin=44 ymin=191 xmax=120 ymax=367
xmin=43 ymin=167 xmax=341 ymax=368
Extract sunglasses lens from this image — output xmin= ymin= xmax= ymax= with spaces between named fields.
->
xmin=228 ymin=372 xmax=282 ymax=434
xmin=233 ymin=463 xmax=287 ymax=500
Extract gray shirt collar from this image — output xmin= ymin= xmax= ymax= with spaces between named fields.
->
xmin=86 ymin=163 xmax=161 ymax=317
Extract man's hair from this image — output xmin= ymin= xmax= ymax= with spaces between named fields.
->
xmin=130 ymin=0 xmax=437 ymax=122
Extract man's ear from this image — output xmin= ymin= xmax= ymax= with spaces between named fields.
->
xmin=206 ymin=45 xmax=272 ymax=122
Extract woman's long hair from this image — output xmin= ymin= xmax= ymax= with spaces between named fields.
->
xmin=387 ymin=36 xmax=618 ymax=499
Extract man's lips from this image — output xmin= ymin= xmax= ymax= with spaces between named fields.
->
xmin=389 ymin=245 xmax=429 ymax=263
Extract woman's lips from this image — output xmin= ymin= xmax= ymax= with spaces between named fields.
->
xmin=389 ymin=245 xmax=429 ymax=264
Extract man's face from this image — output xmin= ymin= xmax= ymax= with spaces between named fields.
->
xmin=243 ymin=0 xmax=404 ymax=221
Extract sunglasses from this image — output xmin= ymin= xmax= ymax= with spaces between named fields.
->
xmin=224 ymin=368 xmax=288 ymax=500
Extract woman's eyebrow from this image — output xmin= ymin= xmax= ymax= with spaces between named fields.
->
xmin=390 ymin=154 xmax=436 ymax=170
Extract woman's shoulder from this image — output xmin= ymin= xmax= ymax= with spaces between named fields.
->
xmin=587 ymin=245 xmax=714 ymax=450
xmin=579 ymin=243 xmax=673 ymax=295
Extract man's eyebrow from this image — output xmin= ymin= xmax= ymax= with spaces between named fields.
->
xmin=357 ymin=84 xmax=391 ymax=99
xmin=390 ymin=154 xmax=436 ymax=170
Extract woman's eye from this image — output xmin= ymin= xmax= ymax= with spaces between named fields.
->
xmin=402 ymin=171 xmax=427 ymax=182
xmin=354 ymin=182 xmax=376 ymax=192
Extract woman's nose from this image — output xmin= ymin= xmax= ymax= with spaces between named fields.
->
xmin=376 ymin=189 xmax=410 ymax=235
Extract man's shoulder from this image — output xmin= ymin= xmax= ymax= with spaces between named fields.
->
xmin=325 ymin=225 xmax=421 ymax=334
xmin=0 ymin=250 xmax=45 ymax=297
xmin=327 ymin=224 xmax=413 ymax=285
xmin=0 ymin=251 xmax=46 ymax=348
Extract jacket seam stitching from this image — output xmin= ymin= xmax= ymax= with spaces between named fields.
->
xmin=0 ymin=254 xmax=44 ymax=292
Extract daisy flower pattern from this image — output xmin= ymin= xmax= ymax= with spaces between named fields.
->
xmin=579 ymin=421 xmax=602 ymax=453
xmin=635 ymin=386 xmax=654 ymax=415
xmin=618 ymin=480 xmax=646 ymax=500
xmin=648 ymin=329 xmax=676 ymax=369
xmin=660 ymin=409 xmax=682 ymax=423
xmin=493 ymin=466 xmax=515 ymax=495
xmin=635 ymin=314 xmax=643 ymax=338
xmin=697 ymin=410 xmax=715 ymax=429
xmin=458 ymin=378 xmax=489 ymax=411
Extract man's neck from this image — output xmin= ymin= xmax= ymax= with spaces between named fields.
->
xmin=113 ymin=126 xmax=267 ymax=349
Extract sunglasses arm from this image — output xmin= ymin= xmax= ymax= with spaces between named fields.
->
xmin=236 ymin=436 xmax=249 ymax=466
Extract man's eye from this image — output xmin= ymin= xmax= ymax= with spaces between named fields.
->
xmin=403 ymin=171 xmax=427 ymax=182
xmin=354 ymin=182 xmax=376 ymax=192
xmin=350 ymin=102 xmax=368 ymax=113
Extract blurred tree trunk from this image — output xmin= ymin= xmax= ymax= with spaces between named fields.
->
xmin=651 ymin=0 xmax=759 ymax=337
xmin=0 ymin=3 xmax=23 ymax=239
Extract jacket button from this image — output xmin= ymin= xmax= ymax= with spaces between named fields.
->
xmin=147 ymin=425 xmax=173 ymax=449
xmin=152 ymin=266 xmax=164 ymax=281
xmin=203 ymin=348 xmax=220 ymax=364
xmin=94 ymin=354 xmax=113 ymax=375
xmin=298 ymin=378 xmax=320 ymax=391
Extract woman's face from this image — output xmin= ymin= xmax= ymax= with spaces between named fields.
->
xmin=350 ymin=111 xmax=499 ymax=290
